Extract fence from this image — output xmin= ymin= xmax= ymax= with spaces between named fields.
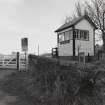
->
xmin=0 ymin=53 xmax=27 ymax=70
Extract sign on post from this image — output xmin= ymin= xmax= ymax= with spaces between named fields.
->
xmin=21 ymin=38 xmax=28 ymax=52
xmin=79 ymin=52 xmax=85 ymax=64
xmin=21 ymin=38 xmax=28 ymax=71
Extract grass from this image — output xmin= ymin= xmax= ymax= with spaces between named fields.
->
xmin=1 ymin=55 xmax=105 ymax=105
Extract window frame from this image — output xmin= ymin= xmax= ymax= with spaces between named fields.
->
xmin=58 ymin=32 xmax=65 ymax=43
xmin=74 ymin=29 xmax=89 ymax=41
xmin=58 ymin=30 xmax=73 ymax=45
xmin=64 ymin=30 xmax=70 ymax=41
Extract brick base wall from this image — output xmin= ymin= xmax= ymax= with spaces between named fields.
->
xmin=58 ymin=56 xmax=95 ymax=62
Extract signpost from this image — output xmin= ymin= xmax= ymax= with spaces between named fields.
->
xmin=79 ymin=52 xmax=85 ymax=64
xmin=21 ymin=38 xmax=28 ymax=52
xmin=21 ymin=38 xmax=28 ymax=71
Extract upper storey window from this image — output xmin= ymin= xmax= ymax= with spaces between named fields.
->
xmin=74 ymin=29 xmax=89 ymax=40
xmin=65 ymin=31 xmax=70 ymax=41
xmin=59 ymin=33 xmax=65 ymax=43
xmin=58 ymin=30 xmax=72 ymax=44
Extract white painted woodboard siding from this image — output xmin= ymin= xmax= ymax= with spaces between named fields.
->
xmin=58 ymin=27 xmax=73 ymax=56
xmin=58 ymin=41 xmax=73 ymax=56
xmin=75 ymin=19 xmax=94 ymax=56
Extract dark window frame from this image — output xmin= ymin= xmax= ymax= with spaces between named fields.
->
xmin=74 ymin=29 xmax=89 ymax=41
xmin=64 ymin=30 xmax=70 ymax=41
xmin=58 ymin=30 xmax=73 ymax=45
xmin=58 ymin=32 xmax=65 ymax=43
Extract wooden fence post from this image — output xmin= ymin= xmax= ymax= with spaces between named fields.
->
xmin=17 ymin=52 xmax=20 ymax=71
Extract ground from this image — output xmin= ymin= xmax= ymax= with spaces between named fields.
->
xmin=0 ymin=55 xmax=104 ymax=105
xmin=0 ymin=69 xmax=17 ymax=105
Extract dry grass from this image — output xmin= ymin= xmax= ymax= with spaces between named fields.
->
xmin=1 ymin=55 xmax=105 ymax=105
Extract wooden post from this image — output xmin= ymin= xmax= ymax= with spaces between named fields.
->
xmin=98 ymin=51 xmax=100 ymax=60
xmin=78 ymin=45 xmax=80 ymax=62
xmin=52 ymin=48 xmax=53 ymax=57
xmin=24 ymin=51 xmax=28 ymax=71
xmin=73 ymin=27 xmax=75 ymax=58
xmin=17 ymin=52 xmax=19 ymax=71
xmin=88 ymin=53 xmax=90 ymax=62
xmin=79 ymin=52 xmax=85 ymax=64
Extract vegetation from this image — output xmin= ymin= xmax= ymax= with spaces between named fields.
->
xmin=1 ymin=55 xmax=105 ymax=105
xmin=65 ymin=0 xmax=105 ymax=50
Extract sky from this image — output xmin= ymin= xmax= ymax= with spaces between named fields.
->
xmin=0 ymin=0 xmax=83 ymax=55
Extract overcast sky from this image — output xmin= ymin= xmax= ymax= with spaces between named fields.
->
xmin=0 ymin=0 xmax=83 ymax=55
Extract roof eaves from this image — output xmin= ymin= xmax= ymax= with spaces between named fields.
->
xmin=55 ymin=24 xmax=74 ymax=32
xmin=55 ymin=16 xmax=84 ymax=33
xmin=55 ymin=15 xmax=97 ymax=33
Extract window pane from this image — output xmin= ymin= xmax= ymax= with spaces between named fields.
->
xmin=75 ymin=29 xmax=79 ymax=39
xmin=79 ymin=30 xmax=89 ymax=40
xmin=87 ymin=31 xmax=89 ymax=40
xmin=69 ymin=30 xmax=73 ymax=39
xmin=81 ymin=31 xmax=84 ymax=39
xmin=65 ymin=31 xmax=70 ymax=40
xmin=76 ymin=30 xmax=80 ymax=39
xmin=80 ymin=31 xmax=83 ymax=39
xmin=84 ymin=31 xmax=87 ymax=39
xmin=59 ymin=33 xmax=65 ymax=42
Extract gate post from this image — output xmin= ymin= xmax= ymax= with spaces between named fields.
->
xmin=17 ymin=52 xmax=20 ymax=71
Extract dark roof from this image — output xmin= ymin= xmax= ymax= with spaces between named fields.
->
xmin=55 ymin=15 xmax=97 ymax=32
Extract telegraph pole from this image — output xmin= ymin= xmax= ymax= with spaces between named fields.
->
xmin=38 ymin=44 xmax=39 ymax=56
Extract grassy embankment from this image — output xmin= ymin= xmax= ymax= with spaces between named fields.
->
xmin=1 ymin=55 xmax=105 ymax=105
